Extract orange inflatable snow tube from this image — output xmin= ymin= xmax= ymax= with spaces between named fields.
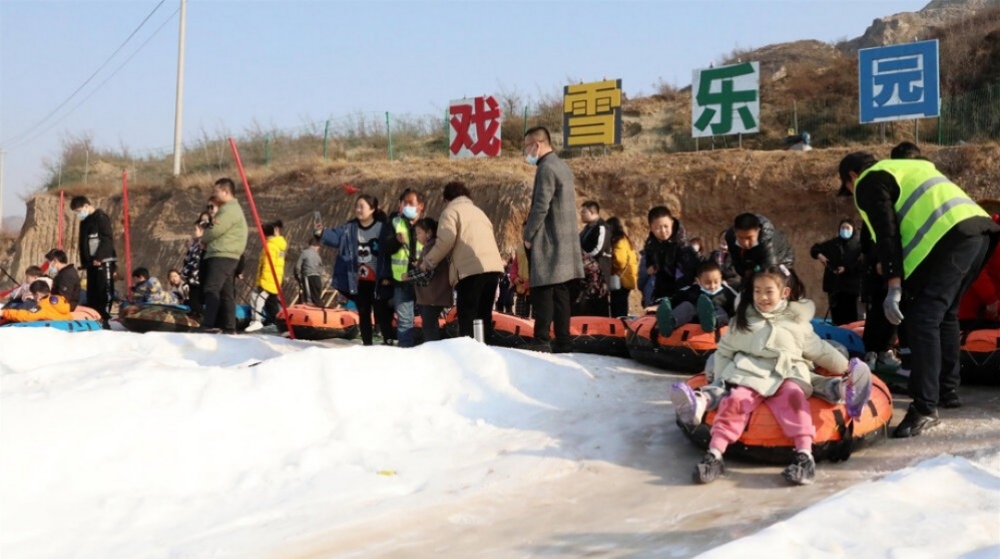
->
xmin=71 ymin=306 xmax=102 ymax=321
xmin=565 ymin=316 xmax=629 ymax=357
xmin=960 ymin=328 xmax=1000 ymax=384
xmin=489 ymin=312 xmax=536 ymax=347
xmin=276 ymin=305 xmax=359 ymax=340
xmin=441 ymin=311 xmax=628 ymax=356
xmin=677 ymin=371 xmax=893 ymax=464
xmin=843 ymin=320 xmax=866 ymax=339
xmin=624 ymin=315 xmax=725 ymax=373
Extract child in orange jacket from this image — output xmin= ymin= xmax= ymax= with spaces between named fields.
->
xmin=1 ymin=280 xmax=72 ymax=324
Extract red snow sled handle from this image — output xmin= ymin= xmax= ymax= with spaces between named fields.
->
xmin=228 ymin=138 xmax=295 ymax=339
xmin=123 ymin=170 xmax=133 ymax=297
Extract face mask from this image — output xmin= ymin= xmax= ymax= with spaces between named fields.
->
xmin=47 ymin=266 xmax=58 ymax=278
xmin=524 ymin=154 xmax=539 ymax=166
xmin=839 ymin=229 xmax=852 ymax=240
xmin=701 ymin=285 xmax=723 ymax=296
xmin=76 ymin=211 xmax=88 ymax=220
xmin=401 ymin=205 xmax=418 ymax=220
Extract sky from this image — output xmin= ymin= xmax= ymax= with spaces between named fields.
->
xmin=0 ymin=0 xmax=931 ymax=221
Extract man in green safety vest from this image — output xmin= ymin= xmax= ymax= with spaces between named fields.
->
xmin=384 ymin=188 xmax=426 ymax=348
xmin=838 ymin=152 xmax=999 ymax=438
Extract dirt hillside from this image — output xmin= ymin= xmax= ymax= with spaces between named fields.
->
xmin=4 ymin=144 xmax=1000 ymax=313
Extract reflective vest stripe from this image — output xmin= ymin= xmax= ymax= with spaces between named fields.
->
xmin=390 ymin=218 xmax=422 ymax=281
xmin=901 ymin=198 xmax=981 ymax=260
xmin=896 ymin=176 xmax=949 ymax=223
xmin=854 ymin=159 xmax=988 ymax=278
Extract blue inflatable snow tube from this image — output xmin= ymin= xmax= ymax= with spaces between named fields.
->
xmin=811 ymin=318 xmax=865 ymax=357
xmin=1 ymin=319 xmax=103 ymax=333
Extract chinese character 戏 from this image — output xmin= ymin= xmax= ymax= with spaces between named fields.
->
xmin=563 ymin=79 xmax=622 ymax=147
xmin=450 ymin=96 xmax=502 ymax=157
xmin=693 ymin=62 xmax=758 ymax=136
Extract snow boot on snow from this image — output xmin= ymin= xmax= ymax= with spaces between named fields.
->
xmin=694 ymin=451 xmax=725 ymax=484
xmin=782 ymin=451 xmax=816 ymax=485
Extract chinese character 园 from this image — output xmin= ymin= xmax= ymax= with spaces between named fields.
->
xmin=859 ymin=40 xmax=939 ymax=122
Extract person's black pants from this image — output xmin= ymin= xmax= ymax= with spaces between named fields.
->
xmin=610 ymin=288 xmax=631 ymax=318
xmin=515 ymin=293 xmax=532 ymax=318
xmin=420 ymin=305 xmax=446 ymax=342
xmin=829 ymin=291 xmax=859 ymax=325
xmin=532 ymin=281 xmax=572 ymax=347
xmin=353 ymin=280 xmax=393 ymax=346
xmin=300 ymin=275 xmax=324 ymax=306
xmin=863 ymin=271 xmax=897 ymax=354
xmin=456 ymin=272 xmax=502 ymax=343
xmin=86 ymin=262 xmax=115 ymax=323
xmin=187 ymin=282 xmax=204 ymax=316
xmin=904 ymin=234 xmax=990 ymax=414
xmin=202 ymin=257 xmax=239 ymax=331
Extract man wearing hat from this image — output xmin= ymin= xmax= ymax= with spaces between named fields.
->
xmin=837 ymin=152 xmax=999 ymax=438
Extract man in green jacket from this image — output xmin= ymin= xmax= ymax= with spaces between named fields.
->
xmin=200 ymin=178 xmax=249 ymax=333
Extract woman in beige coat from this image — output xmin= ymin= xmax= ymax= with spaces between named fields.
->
xmin=678 ymin=266 xmax=872 ymax=487
xmin=421 ymin=182 xmax=504 ymax=343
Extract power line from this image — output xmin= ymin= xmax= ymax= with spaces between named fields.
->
xmin=1 ymin=0 xmax=167 ymax=147
xmin=6 ymin=8 xmax=179 ymax=152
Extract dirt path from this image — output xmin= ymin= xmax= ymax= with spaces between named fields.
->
xmin=271 ymin=357 xmax=1000 ymax=559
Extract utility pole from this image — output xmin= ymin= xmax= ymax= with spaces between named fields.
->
xmin=172 ymin=0 xmax=187 ymax=176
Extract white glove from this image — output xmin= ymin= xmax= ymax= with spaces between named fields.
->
xmin=883 ymin=286 xmax=904 ymax=326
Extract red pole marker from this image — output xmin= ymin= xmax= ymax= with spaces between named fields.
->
xmin=228 ymin=138 xmax=295 ymax=339
xmin=123 ymin=170 xmax=133 ymax=298
xmin=58 ymin=190 xmax=65 ymax=250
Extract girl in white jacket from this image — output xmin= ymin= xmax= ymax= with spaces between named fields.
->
xmin=674 ymin=265 xmax=872 ymax=486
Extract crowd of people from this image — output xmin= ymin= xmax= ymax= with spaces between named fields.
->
xmin=2 ymin=130 xmax=999 ymax=486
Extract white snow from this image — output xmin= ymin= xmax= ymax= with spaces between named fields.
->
xmin=693 ymin=452 xmax=1000 ymax=559
xmin=1 ymin=329 xmax=998 ymax=559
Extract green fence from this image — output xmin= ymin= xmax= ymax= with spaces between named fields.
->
xmin=42 ymin=83 xmax=1000 ymax=191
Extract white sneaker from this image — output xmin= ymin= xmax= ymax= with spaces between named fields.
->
xmin=844 ymin=358 xmax=873 ymax=419
xmin=244 ymin=321 xmax=264 ymax=333
xmin=877 ymin=350 xmax=902 ymax=368
xmin=670 ymin=383 xmax=708 ymax=427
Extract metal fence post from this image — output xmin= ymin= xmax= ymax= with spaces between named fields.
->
xmin=386 ymin=111 xmax=393 ymax=160
xmin=793 ymin=100 xmax=798 ymax=134
xmin=323 ymin=120 xmax=330 ymax=159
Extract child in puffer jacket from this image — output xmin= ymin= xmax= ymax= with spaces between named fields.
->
xmin=670 ymin=265 xmax=873 ymax=487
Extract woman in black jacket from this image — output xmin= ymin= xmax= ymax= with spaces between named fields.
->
xmin=810 ymin=219 xmax=864 ymax=325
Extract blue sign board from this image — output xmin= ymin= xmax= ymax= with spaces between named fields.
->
xmin=859 ymin=40 xmax=940 ymax=124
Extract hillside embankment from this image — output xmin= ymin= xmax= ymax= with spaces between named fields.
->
xmin=4 ymin=144 xmax=999 ymax=313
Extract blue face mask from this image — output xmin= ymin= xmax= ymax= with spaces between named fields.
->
xmin=701 ymin=285 xmax=724 ymax=296
xmin=401 ymin=205 xmax=418 ymax=220
xmin=524 ymin=155 xmax=539 ymax=166
xmin=839 ymin=229 xmax=853 ymax=240
xmin=77 ymin=211 xmax=88 ymax=220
